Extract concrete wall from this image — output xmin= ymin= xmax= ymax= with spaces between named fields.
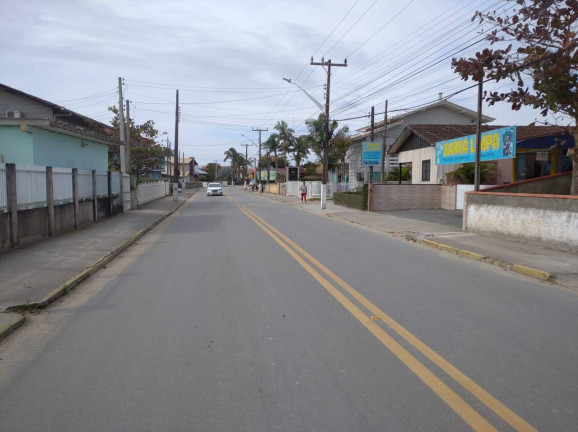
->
xmin=464 ymin=192 xmax=578 ymax=248
xmin=0 ymin=126 xmax=34 ymax=163
xmin=482 ymin=171 xmax=571 ymax=195
xmin=32 ymin=127 xmax=109 ymax=171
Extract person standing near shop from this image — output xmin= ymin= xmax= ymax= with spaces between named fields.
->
xmin=299 ymin=181 xmax=307 ymax=203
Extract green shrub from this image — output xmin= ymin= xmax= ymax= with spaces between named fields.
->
xmin=334 ymin=185 xmax=368 ymax=210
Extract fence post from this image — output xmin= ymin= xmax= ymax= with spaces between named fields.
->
xmin=130 ymin=175 xmax=138 ymax=209
xmin=92 ymin=170 xmax=98 ymax=222
xmin=119 ymin=171 xmax=124 ymax=213
xmin=72 ymin=168 xmax=79 ymax=228
xmin=46 ymin=166 xmax=55 ymax=236
xmin=107 ymin=171 xmax=112 ymax=216
xmin=6 ymin=163 xmax=18 ymax=248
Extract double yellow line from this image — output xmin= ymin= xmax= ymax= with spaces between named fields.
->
xmin=237 ymin=201 xmax=536 ymax=432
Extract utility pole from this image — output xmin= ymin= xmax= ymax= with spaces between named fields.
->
xmin=369 ymin=106 xmax=375 ymax=211
xmin=310 ymin=57 xmax=347 ymax=209
xmin=125 ymin=100 xmax=131 ymax=174
xmin=117 ymin=77 xmax=126 ymax=173
xmin=474 ymin=78 xmax=483 ymax=192
xmin=241 ymin=142 xmax=251 ymax=189
xmin=381 ymin=100 xmax=388 ymax=182
xmin=173 ymin=90 xmax=180 ymax=184
xmin=252 ymin=127 xmax=268 ymax=183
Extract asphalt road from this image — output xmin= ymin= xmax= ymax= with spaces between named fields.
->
xmin=0 ymin=187 xmax=576 ymax=431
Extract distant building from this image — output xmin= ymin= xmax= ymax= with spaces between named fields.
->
xmin=0 ymin=83 xmax=118 ymax=171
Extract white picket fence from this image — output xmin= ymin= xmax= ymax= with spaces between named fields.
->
xmin=285 ymin=181 xmax=350 ymax=198
xmin=136 ymin=180 xmax=169 ymax=205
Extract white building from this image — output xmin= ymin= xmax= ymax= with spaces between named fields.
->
xmin=346 ymin=97 xmax=494 ymax=188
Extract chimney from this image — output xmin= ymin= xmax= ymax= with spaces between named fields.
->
xmin=438 ymin=92 xmax=443 ymax=100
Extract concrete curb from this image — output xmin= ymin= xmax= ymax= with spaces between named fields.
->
xmin=418 ymin=238 xmax=553 ymax=282
xmin=0 ymin=313 xmax=26 ymax=342
xmin=4 ymin=196 xmax=190 ymax=314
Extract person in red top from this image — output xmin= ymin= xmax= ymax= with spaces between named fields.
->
xmin=299 ymin=181 xmax=307 ymax=203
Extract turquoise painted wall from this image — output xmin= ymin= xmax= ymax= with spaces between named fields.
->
xmin=32 ymin=127 xmax=109 ymax=171
xmin=0 ymin=126 xmax=34 ymax=163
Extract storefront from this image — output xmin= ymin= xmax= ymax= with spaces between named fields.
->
xmin=514 ymin=134 xmax=574 ymax=181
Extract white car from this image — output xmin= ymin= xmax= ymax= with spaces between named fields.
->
xmin=207 ymin=182 xmax=223 ymax=196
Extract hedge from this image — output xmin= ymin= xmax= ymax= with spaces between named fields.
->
xmin=333 ymin=184 xmax=368 ymax=210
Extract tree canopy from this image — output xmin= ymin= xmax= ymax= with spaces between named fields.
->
xmin=107 ymin=106 xmax=168 ymax=178
xmin=451 ymin=0 xmax=578 ymax=193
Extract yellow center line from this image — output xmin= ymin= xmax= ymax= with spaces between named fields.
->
xmin=243 ymin=205 xmax=537 ymax=432
xmin=237 ymin=204 xmax=499 ymax=432
xmin=234 ymin=199 xmax=537 ymax=432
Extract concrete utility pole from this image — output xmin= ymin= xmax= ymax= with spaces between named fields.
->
xmin=368 ymin=106 xmax=375 ymax=211
xmin=173 ymin=90 xmax=180 ymax=184
xmin=474 ymin=78 xmax=483 ymax=192
xmin=252 ymin=127 xmax=268 ymax=183
xmin=381 ymin=100 xmax=388 ymax=182
xmin=118 ymin=77 xmax=126 ymax=173
xmin=125 ymin=100 xmax=131 ymax=174
xmin=310 ymin=57 xmax=347 ymax=209
xmin=241 ymin=142 xmax=251 ymax=189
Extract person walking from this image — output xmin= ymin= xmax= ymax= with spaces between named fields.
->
xmin=299 ymin=181 xmax=307 ymax=203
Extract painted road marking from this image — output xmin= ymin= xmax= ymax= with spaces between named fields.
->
xmin=236 ymin=200 xmax=537 ymax=432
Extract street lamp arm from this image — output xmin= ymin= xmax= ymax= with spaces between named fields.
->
xmin=240 ymin=134 xmax=257 ymax=146
xmin=282 ymin=78 xmax=325 ymax=112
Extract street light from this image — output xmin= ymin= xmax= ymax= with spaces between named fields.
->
xmin=282 ymin=78 xmax=325 ymax=112
xmin=283 ymin=77 xmax=327 ymax=208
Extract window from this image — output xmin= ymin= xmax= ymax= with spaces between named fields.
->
xmin=422 ymin=160 xmax=431 ymax=182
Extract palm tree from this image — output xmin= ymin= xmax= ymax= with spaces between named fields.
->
xmin=305 ymin=114 xmax=338 ymax=162
xmin=274 ymin=120 xmax=295 ymax=156
xmin=223 ymin=147 xmax=241 ymax=181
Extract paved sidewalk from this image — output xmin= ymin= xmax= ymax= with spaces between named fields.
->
xmin=0 ymin=193 xmax=191 ymax=340
xmin=256 ymin=189 xmax=578 ymax=292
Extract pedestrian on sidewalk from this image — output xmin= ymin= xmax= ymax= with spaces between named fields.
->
xmin=300 ymin=181 xmax=307 ymax=203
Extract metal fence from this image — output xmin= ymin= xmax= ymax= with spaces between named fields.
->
xmin=16 ymin=165 xmax=48 ymax=209
xmin=78 ymin=169 xmax=93 ymax=200
xmin=95 ymin=171 xmax=108 ymax=197
xmin=110 ymin=172 xmax=121 ymax=195
xmin=0 ymin=163 xmax=5 ymax=212
xmin=1 ymin=164 xmax=169 ymax=214
xmin=53 ymin=167 xmax=73 ymax=204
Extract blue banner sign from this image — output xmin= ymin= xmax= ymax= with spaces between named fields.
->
xmin=362 ymin=141 xmax=382 ymax=166
xmin=435 ymin=126 xmax=516 ymax=165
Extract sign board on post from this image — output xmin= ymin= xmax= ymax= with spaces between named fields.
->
xmin=435 ymin=126 xmax=516 ymax=165
xmin=362 ymin=141 xmax=382 ymax=166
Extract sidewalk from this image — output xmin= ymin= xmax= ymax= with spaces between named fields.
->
xmin=258 ymin=190 xmax=578 ymax=292
xmin=0 ymin=193 xmax=191 ymax=340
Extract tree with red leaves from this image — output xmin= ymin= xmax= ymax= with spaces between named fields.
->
xmin=452 ymin=0 xmax=578 ymax=194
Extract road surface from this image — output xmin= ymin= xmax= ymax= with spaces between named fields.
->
xmin=0 ymin=187 xmax=576 ymax=431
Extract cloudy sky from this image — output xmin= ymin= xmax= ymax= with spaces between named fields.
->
xmin=1 ymin=0 xmax=567 ymax=166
